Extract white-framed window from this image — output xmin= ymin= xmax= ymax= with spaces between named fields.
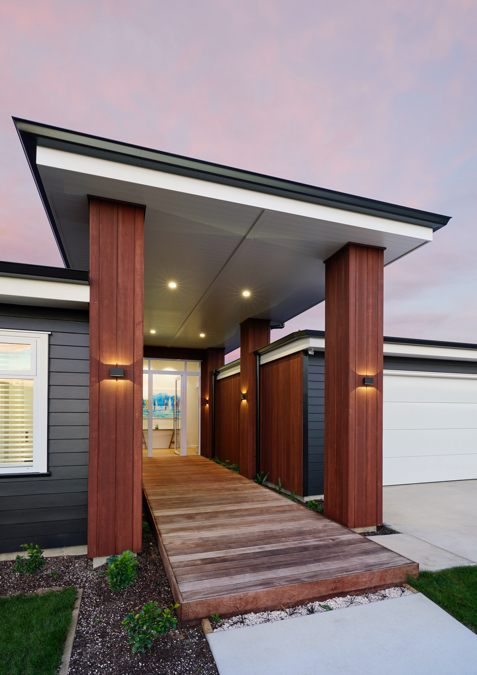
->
xmin=0 ymin=329 xmax=49 ymax=475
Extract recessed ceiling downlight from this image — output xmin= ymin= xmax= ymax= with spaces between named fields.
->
xmin=200 ymin=333 xmax=205 ymax=338
xmin=242 ymin=290 xmax=251 ymax=297
xmin=150 ymin=330 xmax=156 ymax=334
xmin=168 ymin=282 xmax=177 ymax=289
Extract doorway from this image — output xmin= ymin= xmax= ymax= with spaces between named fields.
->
xmin=143 ymin=359 xmax=200 ymax=457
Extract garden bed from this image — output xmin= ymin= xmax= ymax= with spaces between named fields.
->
xmin=0 ymin=532 xmax=218 ymax=675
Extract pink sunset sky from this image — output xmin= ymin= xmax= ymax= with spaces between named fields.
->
xmin=1 ymin=0 xmax=476 ymax=352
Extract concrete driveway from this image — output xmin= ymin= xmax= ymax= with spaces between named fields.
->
xmin=368 ymin=480 xmax=477 ymax=571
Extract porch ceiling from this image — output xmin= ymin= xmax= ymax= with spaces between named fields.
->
xmin=15 ymin=118 xmax=450 ymax=352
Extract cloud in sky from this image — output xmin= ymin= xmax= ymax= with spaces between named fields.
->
xmin=0 ymin=0 xmax=476 ymax=346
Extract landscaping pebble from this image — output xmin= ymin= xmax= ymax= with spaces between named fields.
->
xmin=212 ymin=586 xmax=413 ymax=632
xmin=0 ymin=533 xmax=218 ymax=675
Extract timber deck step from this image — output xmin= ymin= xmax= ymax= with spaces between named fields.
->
xmin=143 ymin=456 xmax=418 ymax=624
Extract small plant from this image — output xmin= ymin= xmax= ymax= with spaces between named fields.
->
xmin=253 ymin=471 xmax=269 ymax=485
xmin=12 ymin=543 xmax=46 ymax=575
xmin=142 ymin=520 xmax=151 ymax=534
xmin=212 ymin=456 xmax=240 ymax=474
xmin=122 ymin=601 xmax=179 ymax=653
xmin=106 ymin=550 xmax=138 ymax=591
xmin=210 ymin=613 xmax=221 ymax=624
xmin=49 ymin=570 xmax=58 ymax=579
xmin=307 ymin=500 xmax=324 ymax=514
xmin=320 ymin=604 xmax=332 ymax=611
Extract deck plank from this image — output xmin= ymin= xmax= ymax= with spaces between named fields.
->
xmin=143 ymin=456 xmax=418 ymax=624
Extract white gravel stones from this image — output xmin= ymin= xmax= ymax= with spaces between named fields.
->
xmin=212 ymin=586 xmax=413 ymax=632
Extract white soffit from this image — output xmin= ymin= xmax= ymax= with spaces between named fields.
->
xmin=36 ymin=146 xmax=434 ymax=351
xmin=0 ymin=276 xmax=90 ymax=309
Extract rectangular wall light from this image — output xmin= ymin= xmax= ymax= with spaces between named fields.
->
xmin=362 ymin=376 xmax=374 ymax=386
xmin=110 ymin=367 xmax=124 ymax=378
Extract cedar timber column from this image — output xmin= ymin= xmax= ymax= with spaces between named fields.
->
xmin=239 ymin=318 xmax=270 ymax=478
xmin=324 ymin=243 xmax=384 ymax=530
xmin=88 ymin=199 xmax=145 ymax=558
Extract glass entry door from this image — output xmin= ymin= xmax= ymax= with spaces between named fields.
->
xmin=143 ymin=359 xmax=200 ymax=457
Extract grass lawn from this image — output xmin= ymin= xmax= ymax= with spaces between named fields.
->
xmin=0 ymin=587 xmax=77 ymax=675
xmin=408 ymin=566 xmax=477 ymax=633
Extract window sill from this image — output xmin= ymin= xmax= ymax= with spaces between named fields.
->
xmin=0 ymin=471 xmax=52 ymax=479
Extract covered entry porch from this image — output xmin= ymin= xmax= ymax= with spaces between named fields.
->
xmin=13 ymin=117 xmax=450 ymax=559
xmin=143 ymin=456 xmax=417 ymax=624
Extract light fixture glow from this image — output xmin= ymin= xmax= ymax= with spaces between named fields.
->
xmin=150 ymin=329 xmax=156 ymax=334
xmin=242 ymin=290 xmax=251 ymax=297
xmin=200 ymin=333 xmax=205 ymax=338
xmin=168 ymin=282 xmax=177 ymax=289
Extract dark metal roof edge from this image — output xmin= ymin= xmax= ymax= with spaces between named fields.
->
xmin=255 ymin=330 xmax=325 ymax=355
xmin=13 ymin=117 xmax=451 ymax=233
xmin=13 ymin=122 xmax=71 ymax=267
xmin=215 ymin=358 xmax=241 ymax=374
xmin=0 ymin=260 xmax=89 ymax=283
xmin=383 ymin=335 xmax=477 ymax=351
xmin=255 ymin=330 xmax=477 ymax=356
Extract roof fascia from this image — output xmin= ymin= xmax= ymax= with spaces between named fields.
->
xmin=13 ymin=118 xmax=451 ymax=266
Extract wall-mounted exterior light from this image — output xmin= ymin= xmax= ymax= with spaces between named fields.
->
xmin=241 ymin=392 xmax=247 ymax=400
xmin=205 ymin=398 xmax=209 ymax=405
xmin=362 ymin=377 xmax=374 ymax=387
xmin=110 ymin=367 xmax=124 ymax=378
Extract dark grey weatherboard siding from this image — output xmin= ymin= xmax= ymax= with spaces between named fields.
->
xmin=0 ymin=303 xmax=89 ymax=554
xmin=306 ymin=352 xmax=325 ymax=497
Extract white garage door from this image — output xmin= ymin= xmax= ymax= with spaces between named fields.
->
xmin=383 ymin=370 xmax=477 ymax=486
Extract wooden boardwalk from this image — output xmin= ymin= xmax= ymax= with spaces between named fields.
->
xmin=143 ymin=456 xmax=418 ymax=624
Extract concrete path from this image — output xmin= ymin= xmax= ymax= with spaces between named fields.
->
xmin=369 ymin=480 xmax=477 ymax=570
xmin=207 ymin=594 xmax=477 ymax=675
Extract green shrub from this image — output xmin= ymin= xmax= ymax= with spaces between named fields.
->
xmin=106 ymin=550 xmax=138 ymax=591
xmin=212 ymin=456 xmax=240 ymax=473
xmin=307 ymin=500 xmax=324 ymax=514
xmin=12 ymin=544 xmax=46 ymax=575
xmin=122 ymin=601 xmax=179 ymax=653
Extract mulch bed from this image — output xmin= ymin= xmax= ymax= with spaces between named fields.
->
xmin=0 ymin=532 xmax=218 ymax=675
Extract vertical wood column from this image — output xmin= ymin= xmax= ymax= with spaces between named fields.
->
xmin=324 ymin=243 xmax=384 ymax=530
xmin=201 ymin=347 xmax=225 ymax=458
xmin=88 ymin=199 xmax=145 ymax=558
xmin=239 ymin=318 xmax=270 ymax=479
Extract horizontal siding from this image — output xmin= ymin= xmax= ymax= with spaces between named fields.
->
xmin=0 ymin=303 xmax=89 ymax=553
xmin=306 ymin=352 xmax=325 ymax=496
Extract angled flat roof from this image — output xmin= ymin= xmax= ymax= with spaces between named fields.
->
xmin=13 ymin=117 xmax=451 ymax=352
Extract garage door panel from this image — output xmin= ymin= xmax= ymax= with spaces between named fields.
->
xmin=384 ymin=454 xmax=477 ymax=486
xmin=384 ymin=428 xmax=477 ymax=458
xmin=384 ymin=401 xmax=477 ymax=430
xmin=383 ymin=370 xmax=477 ymax=485
xmin=384 ymin=375 xmax=477 ymax=403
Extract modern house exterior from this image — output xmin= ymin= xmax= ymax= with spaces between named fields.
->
xmin=1 ymin=117 xmax=455 ymax=559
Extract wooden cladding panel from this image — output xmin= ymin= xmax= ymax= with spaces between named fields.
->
xmin=88 ymin=199 xmax=144 ymax=558
xmin=202 ymin=348 xmax=225 ymax=459
xmin=215 ymin=373 xmax=241 ymax=465
xmin=324 ymin=243 xmax=384 ymax=529
xmin=239 ymin=319 xmax=270 ymax=478
xmin=260 ymin=352 xmax=304 ymax=495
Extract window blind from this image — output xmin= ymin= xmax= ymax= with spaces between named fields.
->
xmin=0 ymin=379 xmax=34 ymax=469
